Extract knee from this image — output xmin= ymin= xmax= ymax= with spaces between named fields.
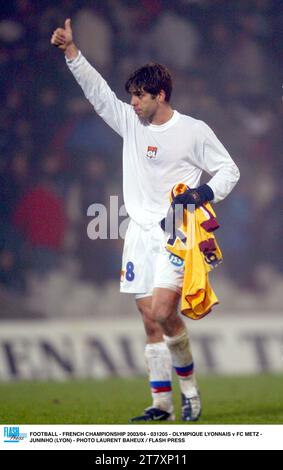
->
xmin=151 ymin=300 xmax=172 ymax=325
xmin=137 ymin=303 xmax=163 ymax=341
xmin=138 ymin=301 xmax=170 ymax=325
xmin=137 ymin=303 xmax=157 ymax=331
xmin=137 ymin=302 xmax=152 ymax=319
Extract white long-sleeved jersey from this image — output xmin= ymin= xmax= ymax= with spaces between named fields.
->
xmin=67 ymin=52 xmax=240 ymax=228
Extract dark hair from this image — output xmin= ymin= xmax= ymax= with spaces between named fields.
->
xmin=125 ymin=63 xmax=173 ymax=102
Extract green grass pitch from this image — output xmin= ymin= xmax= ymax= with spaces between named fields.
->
xmin=0 ymin=375 xmax=282 ymax=424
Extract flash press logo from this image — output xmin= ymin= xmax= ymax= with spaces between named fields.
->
xmin=4 ymin=426 xmax=27 ymax=443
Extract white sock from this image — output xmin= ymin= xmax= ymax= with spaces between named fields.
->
xmin=144 ymin=342 xmax=173 ymax=413
xmin=164 ymin=330 xmax=198 ymax=398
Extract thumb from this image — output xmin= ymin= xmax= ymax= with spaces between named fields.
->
xmin=65 ymin=18 xmax=72 ymax=32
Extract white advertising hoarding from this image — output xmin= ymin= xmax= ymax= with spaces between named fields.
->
xmin=0 ymin=313 xmax=282 ymax=380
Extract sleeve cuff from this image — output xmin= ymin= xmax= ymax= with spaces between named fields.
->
xmin=65 ymin=50 xmax=81 ymax=65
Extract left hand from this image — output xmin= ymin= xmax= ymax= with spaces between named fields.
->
xmin=172 ymin=188 xmax=201 ymax=208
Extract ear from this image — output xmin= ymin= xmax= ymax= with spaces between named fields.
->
xmin=158 ymin=89 xmax=166 ymax=103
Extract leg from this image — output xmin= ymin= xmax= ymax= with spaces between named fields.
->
xmin=130 ymin=295 xmax=174 ymax=422
xmin=136 ymin=295 xmax=164 ymax=343
xmin=151 ymin=287 xmax=201 ymax=421
xmin=121 ymin=221 xmax=176 ymax=421
xmin=151 ymin=287 xmax=184 ymax=337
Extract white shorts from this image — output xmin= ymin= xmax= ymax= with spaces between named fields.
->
xmin=120 ymin=219 xmax=184 ymax=298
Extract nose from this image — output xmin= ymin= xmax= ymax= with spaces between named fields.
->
xmin=131 ymin=95 xmax=139 ymax=107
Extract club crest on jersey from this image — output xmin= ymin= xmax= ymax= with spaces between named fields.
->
xmin=146 ymin=146 xmax=158 ymax=159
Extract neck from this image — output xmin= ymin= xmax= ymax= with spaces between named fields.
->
xmin=150 ymin=104 xmax=174 ymax=125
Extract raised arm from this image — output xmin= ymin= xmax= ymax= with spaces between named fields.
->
xmin=51 ymin=19 xmax=131 ymax=137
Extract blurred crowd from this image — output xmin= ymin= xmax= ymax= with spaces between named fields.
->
xmin=0 ymin=0 xmax=282 ymax=302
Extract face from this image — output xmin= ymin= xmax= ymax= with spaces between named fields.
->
xmin=130 ymin=88 xmax=160 ymax=121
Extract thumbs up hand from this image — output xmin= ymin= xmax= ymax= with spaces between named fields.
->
xmin=51 ymin=18 xmax=73 ymax=50
xmin=51 ymin=18 xmax=78 ymax=59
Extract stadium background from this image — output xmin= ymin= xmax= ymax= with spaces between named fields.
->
xmin=0 ymin=0 xmax=282 ymax=421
